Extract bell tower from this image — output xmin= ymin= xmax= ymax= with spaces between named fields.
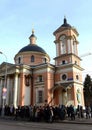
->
xmin=53 ymin=17 xmax=85 ymax=107
xmin=53 ymin=17 xmax=79 ymax=66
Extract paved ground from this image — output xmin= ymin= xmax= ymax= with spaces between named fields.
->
xmin=0 ymin=116 xmax=92 ymax=125
xmin=0 ymin=118 xmax=92 ymax=130
xmin=61 ymin=117 xmax=92 ymax=125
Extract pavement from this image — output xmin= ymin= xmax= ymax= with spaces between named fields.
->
xmin=0 ymin=116 xmax=92 ymax=125
xmin=61 ymin=118 xmax=92 ymax=125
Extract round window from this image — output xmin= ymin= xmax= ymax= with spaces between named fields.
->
xmin=62 ymin=74 xmax=67 ymax=80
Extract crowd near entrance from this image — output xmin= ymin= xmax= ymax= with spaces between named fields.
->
xmin=0 ymin=104 xmax=92 ymax=123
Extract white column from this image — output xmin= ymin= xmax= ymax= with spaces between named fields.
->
xmin=68 ymin=39 xmax=71 ymax=53
xmin=56 ymin=43 xmax=59 ymax=56
xmin=13 ymin=73 xmax=18 ymax=108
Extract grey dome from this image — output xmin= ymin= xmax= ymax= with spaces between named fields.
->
xmin=19 ymin=44 xmax=46 ymax=54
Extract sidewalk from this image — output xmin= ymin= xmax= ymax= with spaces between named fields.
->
xmin=0 ymin=116 xmax=92 ymax=125
xmin=61 ymin=117 xmax=92 ymax=125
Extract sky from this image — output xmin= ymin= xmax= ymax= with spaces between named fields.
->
xmin=0 ymin=0 xmax=92 ymax=80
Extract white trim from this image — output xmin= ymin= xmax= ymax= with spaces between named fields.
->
xmin=56 ymin=43 xmax=59 ymax=56
xmin=34 ymin=68 xmax=54 ymax=74
xmin=68 ymin=39 xmax=71 ymax=53
xmin=56 ymin=68 xmax=73 ymax=73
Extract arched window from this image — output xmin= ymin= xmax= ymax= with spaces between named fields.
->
xmin=60 ymin=35 xmax=66 ymax=54
xmin=31 ymin=55 xmax=35 ymax=62
xmin=44 ymin=58 xmax=46 ymax=63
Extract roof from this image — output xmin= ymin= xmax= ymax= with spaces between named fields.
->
xmin=61 ymin=17 xmax=71 ymax=28
xmin=53 ymin=17 xmax=78 ymax=35
xmin=18 ymin=44 xmax=47 ymax=54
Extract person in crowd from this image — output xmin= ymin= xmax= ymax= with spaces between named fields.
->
xmin=10 ymin=104 xmax=15 ymax=116
xmin=76 ymin=105 xmax=81 ymax=118
xmin=49 ymin=106 xmax=54 ymax=123
xmin=85 ymin=105 xmax=91 ymax=119
xmin=67 ymin=106 xmax=71 ymax=118
xmin=70 ymin=105 xmax=75 ymax=120
xmin=2 ymin=103 xmax=92 ymax=122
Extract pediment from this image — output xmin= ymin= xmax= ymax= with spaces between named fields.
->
xmin=0 ymin=62 xmax=15 ymax=72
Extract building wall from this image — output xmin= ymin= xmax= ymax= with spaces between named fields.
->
xmin=15 ymin=52 xmax=50 ymax=65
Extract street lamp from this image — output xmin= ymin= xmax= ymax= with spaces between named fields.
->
xmin=0 ymin=51 xmax=7 ymax=116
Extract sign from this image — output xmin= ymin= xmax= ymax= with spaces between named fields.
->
xmin=2 ymin=87 xmax=7 ymax=99
xmin=3 ymin=88 xmax=7 ymax=93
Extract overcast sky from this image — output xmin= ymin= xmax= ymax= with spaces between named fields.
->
xmin=0 ymin=0 xmax=92 ymax=80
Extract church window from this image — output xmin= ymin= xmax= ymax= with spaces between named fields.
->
xmin=62 ymin=74 xmax=67 ymax=80
xmin=31 ymin=55 xmax=35 ymax=62
xmin=42 ymin=58 xmax=47 ymax=63
xmin=37 ymin=75 xmax=43 ymax=82
xmin=76 ymin=75 xmax=79 ymax=80
xmin=62 ymin=60 xmax=65 ymax=64
xmin=44 ymin=58 xmax=46 ymax=63
xmin=75 ymin=61 xmax=77 ymax=64
xmin=38 ymin=90 xmax=43 ymax=103
xmin=39 ymin=75 xmax=43 ymax=82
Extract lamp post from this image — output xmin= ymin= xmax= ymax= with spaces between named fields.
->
xmin=0 ymin=51 xmax=7 ymax=116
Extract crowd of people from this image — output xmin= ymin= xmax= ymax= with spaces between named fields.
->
xmin=0 ymin=104 xmax=92 ymax=123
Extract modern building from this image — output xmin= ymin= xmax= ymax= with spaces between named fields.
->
xmin=0 ymin=17 xmax=85 ymax=108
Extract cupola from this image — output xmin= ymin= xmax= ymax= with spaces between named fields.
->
xmin=29 ymin=29 xmax=37 ymax=45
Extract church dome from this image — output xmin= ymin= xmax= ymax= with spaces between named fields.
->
xmin=14 ymin=30 xmax=50 ymax=65
xmin=18 ymin=29 xmax=47 ymax=54
xmin=19 ymin=44 xmax=46 ymax=54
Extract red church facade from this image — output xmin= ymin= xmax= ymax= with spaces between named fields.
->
xmin=0 ymin=18 xmax=85 ymax=108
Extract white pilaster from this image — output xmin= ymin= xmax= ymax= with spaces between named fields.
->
xmin=13 ymin=73 xmax=18 ymax=108
xmin=68 ymin=39 xmax=71 ymax=53
xmin=71 ymin=39 xmax=73 ymax=53
xmin=56 ymin=43 xmax=59 ymax=56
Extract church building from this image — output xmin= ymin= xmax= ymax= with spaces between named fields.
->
xmin=0 ymin=17 xmax=85 ymax=108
